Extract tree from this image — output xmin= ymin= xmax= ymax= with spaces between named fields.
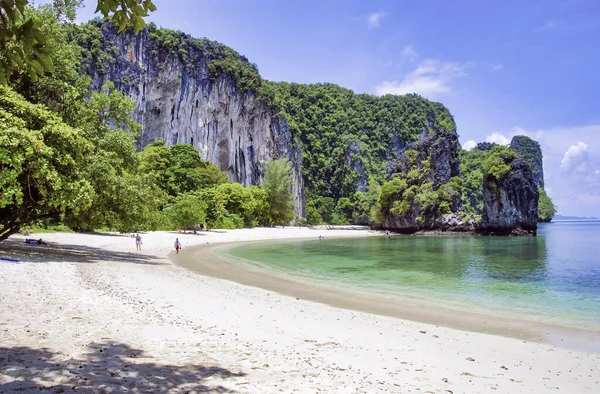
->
xmin=481 ymin=145 xmax=517 ymax=181
xmin=139 ymin=138 xmax=173 ymax=192
xmin=263 ymin=159 xmax=295 ymax=225
xmin=197 ymin=162 xmax=228 ymax=189
xmin=351 ymin=179 xmax=380 ymax=224
xmin=248 ymin=185 xmax=270 ymax=226
xmin=0 ymin=84 xmax=93 ymax=240
xmin=305 ymin=200 xmax=322 ymax=225
xmin=214 ymin=182 xmax=256 ymax=227
xmin=167 ymin=143 xmax=205 ymax=194
xmin=62 ymin=82 xmax=157 ymax=232
xmin=166 ymin=192 xmax=207 ymax=231
xmin=0 ymin=0 xmax=156 ymax=85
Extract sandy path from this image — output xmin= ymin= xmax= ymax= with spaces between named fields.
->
xmin=1 ymin=228 xmax=599 ymax=393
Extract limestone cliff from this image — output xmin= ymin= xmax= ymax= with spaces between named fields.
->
xmin=480 ymin=160 xmax=539 ymax=235
xmin=510 ymin=136 xmax=544 ymax=189
xmin=381 ymin=130 xmax=462 ymax=233
xmin=76 ymin=22 xmax=305 ymax=218
xmin=71 ymin=21 xmax=541 ymax=233
xmin=381 ymin=137 xmax=539 ymax=235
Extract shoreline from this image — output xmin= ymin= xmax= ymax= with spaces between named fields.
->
xmin=173 ymin=238 xmax=600 ymax=354
xmin=2 ymin=228 xmax=600 ymax=392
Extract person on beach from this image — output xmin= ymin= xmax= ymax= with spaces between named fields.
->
xmin=174 ymin=238 xmax=182 ymax=254
xmin=25 ymin=238 xmax=47 ymax=245
xmin=135 ymin=234 xmax=142 ymax=250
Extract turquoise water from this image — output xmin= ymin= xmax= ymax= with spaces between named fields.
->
xmin=217 ymin=221 xmax=600 ymax=329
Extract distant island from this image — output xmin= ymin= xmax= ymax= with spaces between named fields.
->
xmin=554 ymin=215 xmax=599 ymax=220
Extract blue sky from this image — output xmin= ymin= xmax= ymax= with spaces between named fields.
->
xmin=73 ymin=0 xmax=600 ymax=217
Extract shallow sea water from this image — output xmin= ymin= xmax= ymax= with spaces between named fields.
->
xmin=217 ymin=221 xmax=600 ymax=329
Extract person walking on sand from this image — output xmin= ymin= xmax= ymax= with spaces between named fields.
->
xmin=135 ymin=234 xmax=142 ymax=250
xmin=174 ymin=238 xmax=182 ymax=254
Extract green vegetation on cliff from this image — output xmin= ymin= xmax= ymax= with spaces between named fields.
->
xmin=509 ymin=135 xmax=555 ymax=221
xmin=510 ymin=135 xmax=544 ymax=188
xmin=0 ymin=2 xmax=554 ymax=237
xmin=481 ymin=145 xmax=518 ymax=181
xmin=538 ymin=187 xmax=556 ymax=222
xmin=460 ymin=142 xmax=555 ymax=223
xmin=63 ymin=18 xmax=464 ymax=227
xmin=261 ymin=81 xmax=456 ymax=224
xmin=459 ymin=148 xmax=485 ymax=217
xmin=66 ymin=19 xmax=263 ymax=92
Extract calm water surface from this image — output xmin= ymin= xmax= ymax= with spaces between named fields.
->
xmin=217 ymin=221 xmax=600 ymax=329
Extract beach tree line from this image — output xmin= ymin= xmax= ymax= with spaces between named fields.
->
xmin=0 ymin=2 xmax=294 ymax=240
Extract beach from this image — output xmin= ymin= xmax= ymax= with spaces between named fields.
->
xmin=1 ymin=228 xmax=599 ymax=393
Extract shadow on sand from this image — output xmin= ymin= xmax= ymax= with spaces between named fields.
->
xmin=0 ymin=239 xmax=164 ymax=266
xmin=0 ymin=342 xmax=245 ymax=393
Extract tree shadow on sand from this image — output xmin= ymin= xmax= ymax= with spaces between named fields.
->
xmin=0 ymin=342 xmax=245 ymax=393
xmin=0 ymin=239 xmax=165 ymax=266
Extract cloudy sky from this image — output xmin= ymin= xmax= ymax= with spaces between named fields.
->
xmin=74 ymin=0 xmax=600 ymax=217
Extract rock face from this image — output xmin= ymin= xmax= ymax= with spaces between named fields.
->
xmin=85 ymin=23 xmax=305 ymax=218
xmin=510 ymin=135 xmax=544 ymax=188
xmin=383 ymin=131 xmax=462 ymax=233
xmin=480 ymin=160 xmax=539 ymax=235
xmin=345 ymin=142 xmax=367 ymax=193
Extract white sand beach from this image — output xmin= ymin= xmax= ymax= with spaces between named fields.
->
xmin=1 ymin=228 xmax=599 ymax=393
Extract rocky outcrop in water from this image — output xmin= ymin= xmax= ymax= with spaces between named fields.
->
xmin=480 ymin=160 xmax=539 ymax=235
xmin=382 ymin=130 xmax=462 ymax=233
xmin=79 ymin=22 xmax=305 ymax=218
xmin=510 ymin=135 xmax=544 ymax=188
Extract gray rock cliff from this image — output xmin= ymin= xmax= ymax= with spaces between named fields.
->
xmin=510 ymin=135 xmax=544 ymax=189
xmin=383 ymin=130 xmax=462 ymax=233
xmin=83 ymin=23 xmax=305 ymax=219
xmin=480 ymin=160 xmax=539 ymax=235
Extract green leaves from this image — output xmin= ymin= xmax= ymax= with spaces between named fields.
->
xmin=94 ymin=0 xmax=156 ymax=34
xmin=0 ymin=85 xmax=93 ymax=239
xmin=166 ymin=192 xmax=207 ymax=231
xmin=0 ymin=1 xmax=53 ymax=84
xmin=0 ymin=0 xmax=156 ymax=86
xmin=538 ymin=187 xmax=556 ymax=221
xmin=481 ymin=146 xmax=517 ymax=181
xmin=264 ymin=159 xmax=295 ymax=225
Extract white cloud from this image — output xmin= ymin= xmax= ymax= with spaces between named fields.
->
xmin=374 ymin=59 xmax=471 ymax=98
xmin=401 ymin=45 xmax=419 ymax=62
xmin=368 ymin=11 xmax=387 ymax=28
xmin=491 ymin=64 xmax=504 ymax=71
xmin=462 ymin=140 xmax=477 ymax=150
xmin=485 ymin=132 xmax=511 ymax=145
xmin=587 ymin=170 xmax=600 ymax=188
xmin=535 ymin=20 xmax=558 ymax=33
xmin=560 ymin=141 xmax=589 ymax=173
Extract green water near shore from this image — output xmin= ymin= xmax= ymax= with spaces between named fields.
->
xmin=217 ymin=221 xmax=600 ymax=329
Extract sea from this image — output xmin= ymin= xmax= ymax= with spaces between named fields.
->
xmin=216 ymin=220 xmax=600 ymax=330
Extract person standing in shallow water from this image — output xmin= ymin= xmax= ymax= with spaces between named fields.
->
xmin=174 ymin=238 xmax=182 ymax=254
xmin=135 ymin=234 xmax=142 ymax=250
